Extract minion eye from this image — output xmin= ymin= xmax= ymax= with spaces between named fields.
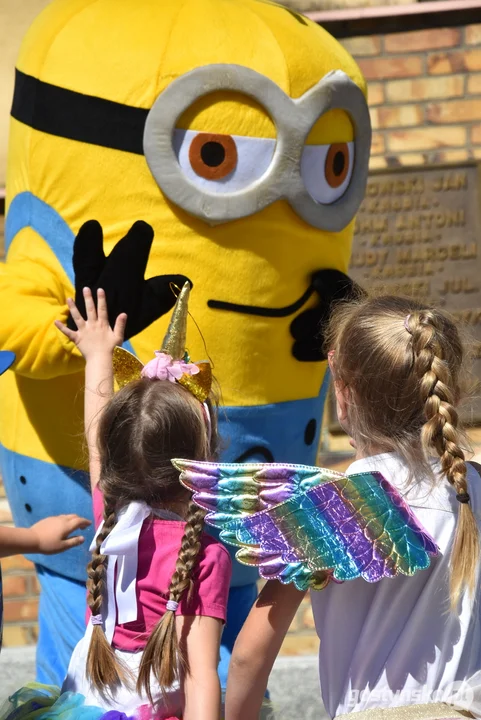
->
xmin=173 ymin=129 xmax=276 ymax=193
xmin=301 ymin=141 xmax=354 ymax=205
xmin=189 ymin=133 xmax=238 ymax=180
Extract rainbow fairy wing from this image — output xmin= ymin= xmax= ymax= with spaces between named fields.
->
xmin=235 ymin=471 xmax=438 ymax=590
xmin=172 ymin=460 xmax=438 ymax=591
xmin=172 ymin=459 xmax=340 ymax=523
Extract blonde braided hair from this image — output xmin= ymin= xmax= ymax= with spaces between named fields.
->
xmin=408 ymin=310 xmax=480 ymax=607
xmin=326 ymin=295 xmax=479 ymax=610
xmin=137 ymin=500 xmax=206 ymax=703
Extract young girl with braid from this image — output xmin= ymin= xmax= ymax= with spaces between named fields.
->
xmin=226 ymin=295 xmax=481 ymax=720
xmin=53 ymin=285 xmax=231 ymax=720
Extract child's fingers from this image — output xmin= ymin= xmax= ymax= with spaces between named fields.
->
xmin=114 ymin=313 xmax=128 ymax=343
xmin=96 ymin=288 xmax=108 ymax=323
xmin=66 ymin=516 xmax=92 ymax=532
xmin=83 ymin=287 xmax=97 ymax=323
xmin=54 ymin=320 xmax=77 ymax=343
xmin=62 ymin=535 xmax=85 ymax=549
xmin=67 ymin=298 xmax=86 ymax=329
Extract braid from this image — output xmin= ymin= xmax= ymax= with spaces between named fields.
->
xmin=409 ymin=311 xmax=479 ymax=607
xmin=86 ymin=498 xmax=127 ymax=692
xmin=137 ymin=500 xmax=206 ymax=703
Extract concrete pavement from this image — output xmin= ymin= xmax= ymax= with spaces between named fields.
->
xmin=0 ymin=646 xmax=329 ymax=718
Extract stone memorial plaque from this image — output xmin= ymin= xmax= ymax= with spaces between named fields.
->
xmin=329 ymin=164 xmax=481 ymax=430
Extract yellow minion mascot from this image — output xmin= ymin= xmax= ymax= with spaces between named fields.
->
xmin=1 ymin=0 xmax=370 ymax=686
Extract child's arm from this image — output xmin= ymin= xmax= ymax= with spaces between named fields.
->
xmin=226 ymin=581 xmax=306 ymax=720
xmin=0 ymin=514 xmax=91 ymax=559
xmin=176 ymin=615 xmax=223 ymax=720
xmin=55 ymin=288 xmax=126 ymax=491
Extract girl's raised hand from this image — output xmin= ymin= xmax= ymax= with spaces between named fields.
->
xmin=55 ymin=288 xmax=127 ymax=360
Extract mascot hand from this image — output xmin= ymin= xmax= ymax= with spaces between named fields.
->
xmin=67 ymin=220 xmax=190 ymax=339
xmin=290 ymin=269 xmax=364 ymax=362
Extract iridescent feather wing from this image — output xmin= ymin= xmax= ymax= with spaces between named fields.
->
xmin=172 ymin=460 xmax=438 ymax=591
xmin=172 ymin=459 xmax=340 ymax=524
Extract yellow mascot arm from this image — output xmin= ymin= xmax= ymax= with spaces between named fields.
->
xmin=0 ymin=229 xmax=83 ymax=380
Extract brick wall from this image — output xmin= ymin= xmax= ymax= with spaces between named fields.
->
xmin=341 ymin=24 xmax=481 ymax=171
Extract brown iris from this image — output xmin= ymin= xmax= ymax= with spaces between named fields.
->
xmin=189 ymin=132 xmax=238 ymax=180
xmin=324 ymin=143 xmax=350 ymax=188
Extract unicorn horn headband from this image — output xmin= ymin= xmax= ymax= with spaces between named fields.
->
xmin=112 ymin=282 xmax=212 ymax=403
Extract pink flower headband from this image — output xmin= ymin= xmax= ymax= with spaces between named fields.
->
xmin=141 ymin=352 xmax=200 ymax=383
xmin=140 ymin=352 xmax=212 ymax=439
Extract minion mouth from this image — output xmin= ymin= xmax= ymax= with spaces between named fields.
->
xmin=207 ymin=284 xmax=316 ymax=318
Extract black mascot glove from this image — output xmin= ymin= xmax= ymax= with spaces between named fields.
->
xmin=290 ymin=269 xmax=365 ymax=362
xmin=67 ymin=220 xmax=190 ymax=340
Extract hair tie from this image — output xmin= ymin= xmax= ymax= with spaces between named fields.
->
xmin=404 ymin=314 xmax=412 ymax=334
xmin=166 ymin=600 xmax=179 ymax=612
xmin=456 ymin=492 xmax=471 ymax=504
xmin=91 ymin=614 xmax=103 ymax=626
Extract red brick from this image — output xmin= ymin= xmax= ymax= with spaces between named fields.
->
xmin=468 ymin=74 xmax=481 ymax=95
xmin=386 ymin=75 xmax=465 ymax=103
xmin=371 ymin=104 xmax=423 ymax=130
xmin=358 ymin=56 xmax=423 ymax=81
xmin=472 ymin=125 xmax=481 ymax=144
xmin=3 ymin=599 xmax=39 ymax=622
xmin=385 ymin=28 xmax=460 ymax=53
xmin=2 ymin=576 xmax=27 ymax=597
xmin=387 ymin=126 xmax=466 ymax=152
xmin=428 ymin=49 xmax=481 ymax=75
xmin=466 ymin=24 xmax=481 ymax=45
xmin=341 ymin=35 xmax=382 ymax=57
xmin=1 ymin=555 xmax=35 ymax=572
xmin=31 ymin=575 xmax=42 ymax=595
xmin=435 ymin=149 xmax=472 ymax=164
xmin=393 ymin=153 xmax=426 ymax=167
xmin=427 ymin=99 xmax=481 ymax=124
xmin=371 ymin=132 xmax=385 ymax=155
xmin=368 ymin=82 xmax=384 ymax=107
xmin=369 ymin=156 xmax=388 ymax=170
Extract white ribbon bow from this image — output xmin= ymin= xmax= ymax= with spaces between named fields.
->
xmin=89 ymin=501 xmax=152 ymax=643
xmin=88 ymin=501 xmax=182 ymax=644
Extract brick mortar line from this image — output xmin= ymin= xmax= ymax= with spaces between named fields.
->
xmin=371 ymin=89 xmax=481 ymax=109
xmin=373 ymin=119 xmax=481 ymax=132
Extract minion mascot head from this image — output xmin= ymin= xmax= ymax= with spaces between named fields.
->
xmin=2 ymin=0 xmax=370 ymax=685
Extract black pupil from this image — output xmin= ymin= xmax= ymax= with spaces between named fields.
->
xmin=333 ymin=150 xmax=346 ymax=176
xmin=201 ymin=141 xmax=226 ymax=168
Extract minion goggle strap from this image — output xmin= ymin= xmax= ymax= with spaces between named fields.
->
xmin=11 ymin=64 xmax=371 ymax=232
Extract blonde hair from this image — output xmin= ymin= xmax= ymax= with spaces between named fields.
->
xmin=85 ymin=378 xmax=217 ymax=701
xmin=326 ymin=295 xmax=479 ymax=608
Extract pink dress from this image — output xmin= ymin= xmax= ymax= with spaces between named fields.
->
xmin=62 ymin=487 xmax=232 ymax=719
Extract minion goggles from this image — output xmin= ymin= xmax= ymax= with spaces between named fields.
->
xmin=12 ymin=64 xmax=371 ymax=232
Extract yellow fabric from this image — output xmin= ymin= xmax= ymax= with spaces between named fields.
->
xmin=2 ymin=0 xmax=365 ymax=469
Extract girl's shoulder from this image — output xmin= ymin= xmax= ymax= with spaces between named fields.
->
xmin=199 ymin=530 xmax=233 ymax=565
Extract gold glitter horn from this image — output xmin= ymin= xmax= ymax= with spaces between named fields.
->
xmin=112 ymin=282 xmax=212 ymax=403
